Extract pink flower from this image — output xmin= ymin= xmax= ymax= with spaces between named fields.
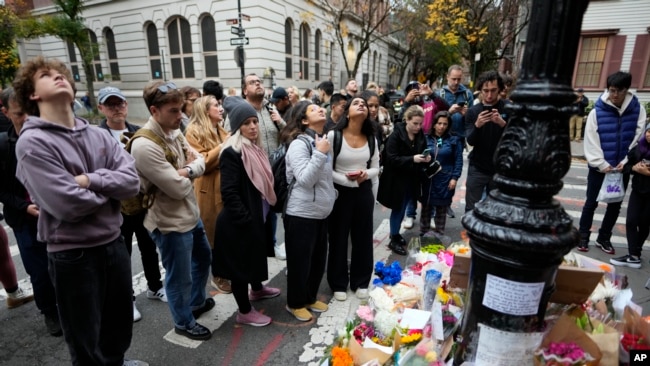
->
xmin=356 ymin=305 xmax=374 ymax=322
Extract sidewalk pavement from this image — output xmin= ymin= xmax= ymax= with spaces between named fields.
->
xmin=571 ymin=139 xmax=586 ymax=160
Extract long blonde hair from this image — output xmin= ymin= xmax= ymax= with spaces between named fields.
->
xmin=185 ymin=96 xmax=223 ymax=150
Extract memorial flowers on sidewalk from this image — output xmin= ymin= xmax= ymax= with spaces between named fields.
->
xmin=373 ymin=261 xmax=402 ymax=286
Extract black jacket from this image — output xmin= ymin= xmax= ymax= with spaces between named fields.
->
xmin=377 ymin=123 xmax=428 ymax=209
xmin=97 ymin=119 xmax=141 ymax=135
xmin=626 ymin=145 xmax=650 ymax=195
xmin=0 ymin=126 xmax=35 ymax=229
xmin=213 ymin=147 xmax=274 ymax=283
xmin=465 ymin=99 xmax=510 ymax=175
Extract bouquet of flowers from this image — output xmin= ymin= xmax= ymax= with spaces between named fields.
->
xmin=619 ymin=306 xmax=650 ymax=364
xmin=433 ymin=281 xmax=464 ymax=339
xmin=534 ymin=341 xmax=595 ymax=366
xmin=534 ymin=314 xmax=601 ymax=366
xmin=373 ymin=261 xmax=402 ymax=286
xmin=343 ymin=304 xmax=398 ymax=365
xmin=399 ymin=336 xmax=444 ymax=366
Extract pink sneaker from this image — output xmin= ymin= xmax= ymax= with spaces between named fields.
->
xmin=249 ymin=286 xmax=281 ymax=301
xmin=236 ymin=308 xmax=272 ymax=327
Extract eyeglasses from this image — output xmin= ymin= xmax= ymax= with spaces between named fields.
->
xmin=157 ymin=82 xmax=178 ymax=93
xmin=104 ymin=101 xmax=127 ymax=109
xmin=246 ymin=79 xmax=262 ymax=86
xmin=608 ymin=87 xmax=627 ymax=95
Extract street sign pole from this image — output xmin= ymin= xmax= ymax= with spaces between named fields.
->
xmin=237 ymin=0 xmax=244 ymax=80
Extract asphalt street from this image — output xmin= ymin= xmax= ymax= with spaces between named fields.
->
xmin=2 ymin=140 xmax=650 ymax=365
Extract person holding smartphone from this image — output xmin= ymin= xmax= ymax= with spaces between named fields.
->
xmin=378 ymin=105 xmax=431 ymax=255
xmin=464 ymin=71 xmax=509 ymax=213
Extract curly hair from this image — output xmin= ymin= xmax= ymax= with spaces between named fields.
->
xmin=13 ymin=56 xmax=76 ymax=117
xmin=185 ymin=96 xmax=224 ymax=150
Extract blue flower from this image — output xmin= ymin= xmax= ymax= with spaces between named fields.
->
xmin=373 ymin=260 xmax=402 ymax=286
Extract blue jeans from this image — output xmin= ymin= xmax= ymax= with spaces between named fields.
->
xmin=150 ymin=221 xmax=211 ymax=329
xmin=390 ymin=190 xmax=413 ymax=235
xmin=12 ymin=223 xmax=57 ymax=316
xmin=49 ymin=237 xmax=132 ymax=366
xmin=578 ymin=169 xmax=630 ymax=240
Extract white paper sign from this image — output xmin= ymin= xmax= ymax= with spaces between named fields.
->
xmin=400 ymin=308 xmax=432 ymax=330
xmin=482 ymin=274 xmax=544 ymax=316
xmin=474 ymin=324 xmax=544 ymax=366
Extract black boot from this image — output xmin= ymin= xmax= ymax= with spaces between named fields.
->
xmin=388 ymin=235 xmax=407 ymax=255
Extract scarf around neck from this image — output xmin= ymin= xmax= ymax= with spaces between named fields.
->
xmin=241 ymin=139 xmax=277 ymax=205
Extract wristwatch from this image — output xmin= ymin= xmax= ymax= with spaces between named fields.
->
xmin=184 ymin=166 xmax=195 ymax=179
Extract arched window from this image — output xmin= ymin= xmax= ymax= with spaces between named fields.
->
xmin=104 ymin=28 xmax=120 ymax=81
xmin=86 ymin=29 xmax=104 ymax=82
xmin=285 ymin=19 xmax=293 ymax=79
xmin=299 ymin=23 xmax=310 ymax=80
xmin=145 ymin=23 xmax=163 ymax=79
xmin=314 ymin=30 xmax=321 ymax=81
xmin=200 ymin=15 xmax=219 ymax=77
xmin=168 ymin=17 xmax=194 ymax=79
xmin=66 ymin=40 xmax=81 ymax=82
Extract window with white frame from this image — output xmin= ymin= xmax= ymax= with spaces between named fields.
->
xmin=104 ymin=28 xmax=120 ymax=81
xmin=299 ymin=23 xmax=310 ymax=80
xmin=167 ymin=17 xmax=195 ymax=79
xmin=200 ymin=15 xmax=219 ymax=78
xmin=285 ymin=19 xmax=293 ymax=79
xmin=145 ymin=23 xmax=163 ymax=79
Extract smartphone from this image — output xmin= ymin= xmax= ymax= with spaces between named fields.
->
xmin=346 ymin=170 xmax=361 ymax=178
xmin=482 ymin=105 xmax=494 ymax=113
xmin=457 ymin=102 xmax=466 ymax=107
xmin=422 ymin=148 xmax=431 ymax=156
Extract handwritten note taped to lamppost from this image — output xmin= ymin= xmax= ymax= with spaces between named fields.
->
xmin=482 ymin=274 xmax=544 ymax=316
xmin=475 ymin=324 xmax=544 ymax=365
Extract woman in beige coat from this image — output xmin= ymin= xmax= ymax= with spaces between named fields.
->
xmin=185 ymin=95 xmax=231 ymax=293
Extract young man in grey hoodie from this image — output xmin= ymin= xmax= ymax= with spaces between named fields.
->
xmin=13 ymin=57 xmax=146 ymax=366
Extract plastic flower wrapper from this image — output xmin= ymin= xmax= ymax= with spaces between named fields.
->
xmin=373 ymin=261 xmax=402 ymax=287
xmin=619 ymin=305 xmax=650 ymax=364
xmin=433 ymin=281 xmax=464 ymax=339
xmin=447 ymin=241 xmax=471 ymax=255
xmin=399 ymin=336 xmax=444 ymax=366
xmin=420 ymin=269 xmax=442 ymax=312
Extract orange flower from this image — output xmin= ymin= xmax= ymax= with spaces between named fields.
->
xmin=331 ymin=346 xmax=353 ymax=366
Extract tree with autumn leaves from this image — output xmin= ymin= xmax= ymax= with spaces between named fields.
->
xmin=425 ymin=0 xmax=531 ymax=80
xmin=1 ymin=0 xmax=99 ymax=111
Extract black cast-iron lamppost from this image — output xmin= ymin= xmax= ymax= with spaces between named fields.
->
xmin=453 ymin=0 xmax=590 ymax=364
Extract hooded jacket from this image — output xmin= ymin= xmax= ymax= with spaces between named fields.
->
xmin=15 ymin=117 xmax=140 ymax=252
xmin=584 ymin=91 xmax=646 ymax=171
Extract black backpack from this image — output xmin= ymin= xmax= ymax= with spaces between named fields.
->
xmin=270 ymin=136 xmax=312 ymax=215
xmin=331 ymin=129 xmax=376 ymax=170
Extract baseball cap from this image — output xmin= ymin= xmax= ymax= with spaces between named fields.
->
xmin=269 ymin=87 xmax=288 ymax=103
xmin=405 ymin=81 xmax=420 ymax=94
xmin=98 ymin=86 xmax=126 ymax=104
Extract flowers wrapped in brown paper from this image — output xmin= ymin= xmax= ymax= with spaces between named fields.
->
xmin=618 ymin=306 xmax=650 ymax=364
xmin=534 ymin=314 xmax=602 ymax=366
xmin=348 ymin=334 xmax=401 ymax=366
xmin=588 ymin=318 xmax=619 ymax=366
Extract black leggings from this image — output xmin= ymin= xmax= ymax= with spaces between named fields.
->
xmin=231 ymin=280 xmax=263 ymax=314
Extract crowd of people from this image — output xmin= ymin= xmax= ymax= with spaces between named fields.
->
xmin=1 ymin=56 xmax=649 ymax=366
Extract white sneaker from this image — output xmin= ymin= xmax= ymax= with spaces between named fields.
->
xmin=333 ymin=291 xmax=347 ymax=301
xmin=430 ymin=219 xmax=436 ymax=229
xmin=274 ymin=243 xmax=286 ymax=260
xmin=6 ymin=286 xmax=35 ymax=309
xmin=356 ymin=288 xmax=369 ymax=300
xmin=133 ymin=301 xmax=142 ymax=322
xmin=146 ymin=288 xmax=168 ymax=302
xmin=402 ymin=217 xmax=414 ymax=229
